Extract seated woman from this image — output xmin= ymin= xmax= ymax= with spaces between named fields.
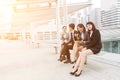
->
xmin=70 ymin=21 xmax=102 ymax=77
xmin=58 ymin=26 xmax=69 ymax=62
xmin=72 ymin=24 xmax=89 ymax=64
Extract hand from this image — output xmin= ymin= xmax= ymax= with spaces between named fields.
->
xmin=79 ymin=41 xmax=84 ymax=45
xmin=68 ymin=43 xmax=72 ymax=45
xmin=64 ymin=40 xmax=67 ymax=43
xmin=78 ymin=46 xmax=84 ymax=51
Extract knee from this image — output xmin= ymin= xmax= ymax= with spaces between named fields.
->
xmin=80 ymin=53 xmax=86 ymax=59
xmin=75 ymin=47 xmax=79 ymax=51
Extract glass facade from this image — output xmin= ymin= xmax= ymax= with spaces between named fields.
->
xmin=102 ymin=40 xmax=120 ymax=54
xmin=112 ymin=41 xmax=118 ymax=53
xmin=103 ymin=42 xmax=111 ymax=52
xmin=101 ymin=1 xmax=120 ymax=54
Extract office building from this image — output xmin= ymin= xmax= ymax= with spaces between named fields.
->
xmin=101 ymin=0 xmax=120 ymax=54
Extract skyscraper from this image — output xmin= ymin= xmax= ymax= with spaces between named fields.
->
xmin=101 ymin=0 xmax=120 ymax=28
xmin=89 ymin=8 xmax=101 ymax=28
xmin=100 ymin=0 xmax=120 ymax=54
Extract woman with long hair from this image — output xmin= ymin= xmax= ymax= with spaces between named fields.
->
xmin=72 ymin=23 xmax=89 ymax=64
xmin=70 ymin=21 xmax=102 ymax=77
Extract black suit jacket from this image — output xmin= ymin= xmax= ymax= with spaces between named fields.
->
xmin=68 ymin=30 xmax=77 ymax=44
xmin=85 ymin=29 xmax=102 ymax=54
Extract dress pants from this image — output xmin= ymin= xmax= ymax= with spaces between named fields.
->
xmin=62 ymin=42 xmax=74 ymax=61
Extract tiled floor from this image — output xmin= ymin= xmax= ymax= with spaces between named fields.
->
xmin=0 ymin=40 xmax=120 ymax=80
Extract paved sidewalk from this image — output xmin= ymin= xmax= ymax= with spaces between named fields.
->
xmin=0 ymin=40 xmax=120 ymax=80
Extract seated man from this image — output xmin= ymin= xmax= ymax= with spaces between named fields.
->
xmin=61 ymin=23 xmax=77 ymax=64
xmin=58 ymin=26 xmax=68 ymax=62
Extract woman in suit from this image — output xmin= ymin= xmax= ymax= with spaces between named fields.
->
xmin=72 ymin=24 xmax=89 ymax=64
xmin=70 ymin=21 xmax=102 ymax=77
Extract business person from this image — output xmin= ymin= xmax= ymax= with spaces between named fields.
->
xmin=70 ymin=21 xmax=102 ymax=77
xmin=72 ymin=23 xmax=89 ymax=64
xmin=61 ymin=23 xmax=77 ymax=63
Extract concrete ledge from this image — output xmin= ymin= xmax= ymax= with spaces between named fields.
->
xmin=88 ymin=51 xmax=120 ymax=68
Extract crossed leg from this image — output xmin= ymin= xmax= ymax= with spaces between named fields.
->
xmin=71 ymin=49 xmax=93 ymax=75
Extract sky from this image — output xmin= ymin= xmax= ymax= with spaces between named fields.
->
xmin=67 ymin=0 xmax=101 ymax=8
xmin=92 ymin=0 xmax=101 ymax=8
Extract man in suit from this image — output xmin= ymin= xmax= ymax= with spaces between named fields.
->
xmin=61 ymin=23 xmax=77 ymax=63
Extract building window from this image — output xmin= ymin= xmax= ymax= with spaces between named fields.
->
xmin=112 ymin=41 xmax=118 ymax=53
xmin=104 ymin=42 xmax=111 ymax=52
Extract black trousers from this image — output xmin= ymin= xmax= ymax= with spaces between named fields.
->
xmin=61 ymin=42 xmax=74 ymax=60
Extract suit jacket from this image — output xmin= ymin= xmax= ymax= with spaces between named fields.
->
xmin=60 ymin=32 xmax=69 ymax=44
xmin=85 ymin=29 xmax=102 ymax=54
xmin=77 ymin=31 xmax=89 ymax=41
xmin=67 ymin=30 xmax=77 ymax=45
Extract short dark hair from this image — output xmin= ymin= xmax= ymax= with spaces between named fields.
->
xmin=69 ymin=23 xmax=75 ymax=29
xmin=62 ymin=26 xmax=66 ymax=29
xmin=86 ymin=21 xmax=96 ymax=31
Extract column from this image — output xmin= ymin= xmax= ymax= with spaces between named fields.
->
xmin=63 ymin=0 xmax=68 ymax=26
xmin=56 ymin=0 xmax=61 ymax=53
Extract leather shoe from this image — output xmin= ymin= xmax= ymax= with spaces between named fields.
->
xmin=75 ymin=70 xmax=82 ymax=77
xmin=71 ymin=60 xmax=76 ymax=64
xmin=70 ymin=69 xmax=78 ymax=75
xmin=72 ymin=66 xmax=74 ymax=68
xmin=64 ymin=60 xmax=71 ymax=64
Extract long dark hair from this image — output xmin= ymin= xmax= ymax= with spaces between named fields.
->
xmin=77 ymin=23 xmax=86 ymax=33
xmin=86 ymin=21 xmax=96 ymax=31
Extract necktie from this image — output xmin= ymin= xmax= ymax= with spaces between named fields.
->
xmin=71 ymin=32 xmax=73 ymax=41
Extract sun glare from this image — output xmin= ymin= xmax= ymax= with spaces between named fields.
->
xmin=0 ymin=6 xmax=13 ymax=21
xmin=0 ymin=1 xmax=14 ymax=32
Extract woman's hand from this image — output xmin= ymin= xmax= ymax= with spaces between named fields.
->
xmin=79 ymin=40 xmax=84 ymax=45
xmin=68 ymin=43 xmax=72 ymax=46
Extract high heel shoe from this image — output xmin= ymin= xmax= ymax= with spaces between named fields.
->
xmin=75 ymin=70 xmax=82 ymax=77
xmin=71 ymin=60 xmax=76 ymax=64
xmin=72 ymin=66 xmax=74 ymax=68
xmin=70 ymin=69 xmax=78 ymax=75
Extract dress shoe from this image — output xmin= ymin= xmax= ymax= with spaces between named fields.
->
xmin=71 ymin=60 xmax=76 ymax=64
xmin=75 ymin=70 xmax=82 ymax=77
xmin=70 ymin=69 xmax=78 ymax=75
xmin=58 ymin=56 xmax=66 ymax=62
xmin=64 ymin=60 xmax=71 ymax=64
xmin=72 ymin=66 xmax=74 ymax=68
xmin=58 ymin=58 xmax=63 ymax=62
